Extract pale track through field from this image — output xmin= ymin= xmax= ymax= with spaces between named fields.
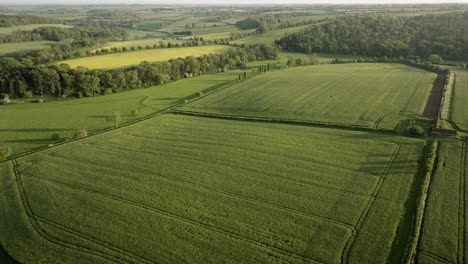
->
xmin=43 ymin=147 xmax=361 ymax=230
xmin=18 ymin=171 xmax=324 ymax=264
xmin=341 ymin=145 xmax=401 ymax=263
xmin=11 ymin=160 xmax=147 ymax=264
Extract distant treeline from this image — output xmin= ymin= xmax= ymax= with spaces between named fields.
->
xmin=0 ymin=44 xmax=279 ymax=99
xmin=0 ymin=25 xmax=126 ymax=44
xmin=0 ymin=14 xmax=58 ymax=27
xmin=276 ymin=12 xmax=468 ymax=60
xmin=236 ymin=14 xmax=326 ymax=34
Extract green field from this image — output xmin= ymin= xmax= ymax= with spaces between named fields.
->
xmin=232 ymin=25 xmax=310 ymax=45
xmin=62 ymin=45 xmax=230 ymax=69
xmin=0 ymin=41 xmax=56 ymax=56
xmin=0 ymin=114 xmax=426 ymax=263
xmin=180 ymin=63 xmax=436 ymax=129
xmin=93 ymin=38 xmax=185 ymax=52
xmin=417 ymin=139 xmax=467 ymax=264
xmin=0 ymin=70 xmax=248 ymax=155
xmin=451 ymin=69 xmax=468 ymax=131
xmin=0 ymin=24 xmax=71 ymax=34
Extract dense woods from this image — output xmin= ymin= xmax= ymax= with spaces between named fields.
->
xmin=0 ymin=44 xmax=278 ymax=98
xmin=276 ymin=12 xmax=468 ymax=60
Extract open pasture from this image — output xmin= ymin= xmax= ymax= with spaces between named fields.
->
xmin=0 ymin=114 xmax=425 ymax=263
xmin=0 ymin=41 xmax=56 ymax=56
xmin=232 ymin=25 xmax=309 ymax=45
xmin=450 ymin=69 xmax=468 ymax=131
xmin=0 ymin=70 xmax=247 ymax=155
xmin=93 ymin=38 xmax=184 ymax=52
xmin=62 ymin=45 xmax=230 ymax=69
xmin=416 ymin=139 xmax=468 ymax=263
xmin=0 ymin=24 xmax=71 ymax=34
xmin=179 ymin=63 xmax=436 ymax=130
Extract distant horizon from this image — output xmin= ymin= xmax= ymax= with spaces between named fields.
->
xmin=1 ymin=0 xmax=468 ymax=6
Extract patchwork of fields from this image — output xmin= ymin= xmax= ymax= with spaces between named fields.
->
xmin=232 ymin=25 xmax=309 ymax=45
xmin=62 ymin=45 xmax=230 ymax=69
xmin=0 ymin=70 xmax=246 ymax=155
xmin=0 ymin=114 xmax=425 ymax=263
xmin=179 ymin=63 xmax=436 ymax=129
xmin=451 ymin=69 xmax=468 ymax=131
xmin=417 ymin=139 xmax=468 ymax=264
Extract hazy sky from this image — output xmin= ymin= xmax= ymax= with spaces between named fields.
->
xmin=1 ymin=0 xmax=468 ymax=4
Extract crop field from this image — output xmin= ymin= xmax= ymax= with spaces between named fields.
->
xmin=0 ymin=41 xmax=56 ymax=56
xmin=125 ymin=30 xmax=171 ymax=40
xmin=0 ymin=24 xmax=71 ymax=34
xmin=0 ymin=114 xmax=426 ymax=263
xmin=232 ymin=25 xmax=310 ymax=45
xmin=417 ymin=139 xmax=468 ymax=264
xmin=179 ymin=63 xmax=436 ymax=129
xmin=93 ymin=38 xmax=185 ymax=52
xmin=62 ymin=45 xmax=230 ymax=69
xmin=0 ymin=70 xmax=248 ymax=155
xmin=451 ymin=69 xmax=468 ymax=131
xmin=184 ymin=29 xmax=256 ymax=41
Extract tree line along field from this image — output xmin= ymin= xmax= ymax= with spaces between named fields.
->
xmin=61 ymin=45 xmax=231 ymax=69
xmin=450 ymin=68 xmax=468 ymax=132
xmin=179 ymin=63 xmax=436 ymax=130
xmin=0 ymin=114 xmax=426 ymax=263
xmin=0 ymin=70 xmax=250 ymax=155
xmin=92 ymin=38 xmax=186 ymax=52
xmin=416 ymin=139 xmax=468 ymax=264
xmin=0 ymin=24 xmax=71 ymax=34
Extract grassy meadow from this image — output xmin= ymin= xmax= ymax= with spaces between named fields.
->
xmin=0 ymin=70 xmax=248 ymax=155
xmin=232 ymin=25 xmax=310 ymax=45
xmin=0 ymin=41 xmax=56 ymax=56
xmin=451 ymin=69 xmax=468 ymax=131
xmin=62 ymin=45 xmax=230 ymax=69
xmin=0 ymin=24 xmax=71 ymax=34
xmin=0 ymin=114 xmax=425 ymax=263
xmin=417 ymin=139 xmax=467 ymax=263
xmin=180 ymin=63 xmax=436 ymax=129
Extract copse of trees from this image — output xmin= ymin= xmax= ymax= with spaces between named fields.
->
xmin=0 ymin=44 xmax=279 ymax=99
xmin=276 ymin=12 xmax=468 ymax=60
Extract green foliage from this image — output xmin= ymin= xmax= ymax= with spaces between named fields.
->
xmin=428 ymin=54 xmax=443 ymax=64
xmin=276 ymin=13 xmax=468 ymax=60
xmin=407 ymin=125 xmax=425 ymax=137
xmin=51 ymin=133 xmax=60 ymax=140
xmin=0 ymin=114 xmax=425 ymax=263
xmin=73 ymin=128 xmax=88 ymax=139
xmin=131 ymin=109 xmax=139 ymax=116
xmin=180 ymin=63 xmax=435 ymax=130
xmin=0 ymin=146 xmax=11 ymax=161
xmin=106 ymin=111 xmax=122 ymax=128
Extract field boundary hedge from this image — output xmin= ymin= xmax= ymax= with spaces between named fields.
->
xmin=406 ymin=140 xmax=439 ymax=264
xmin=440 ymin=73 xmax=455 ymax=120
xmin=171 ymin=109 xmax=396 ymax=135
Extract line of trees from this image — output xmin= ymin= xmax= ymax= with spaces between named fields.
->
xmin=0 ymin=44 xmax=279 ymax=99
xmin=0 ymin=14 xmax=58 ymax=27
xmin=275 ymin=12 xmax=468 ymax=60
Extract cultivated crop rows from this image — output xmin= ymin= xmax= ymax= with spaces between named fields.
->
xmin=450 ymin=69 xmax=468 ymax=131
xmin=179 ymin=63 xmax=436 ymax=130
xmin=417 ymin=140 xmax=468 ymax=263
xmin=0 ymin=114 xmax=425 ymax=263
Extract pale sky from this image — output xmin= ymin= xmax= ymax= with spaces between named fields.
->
xmin=1 ymin=0 xmax=467 ymax=4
